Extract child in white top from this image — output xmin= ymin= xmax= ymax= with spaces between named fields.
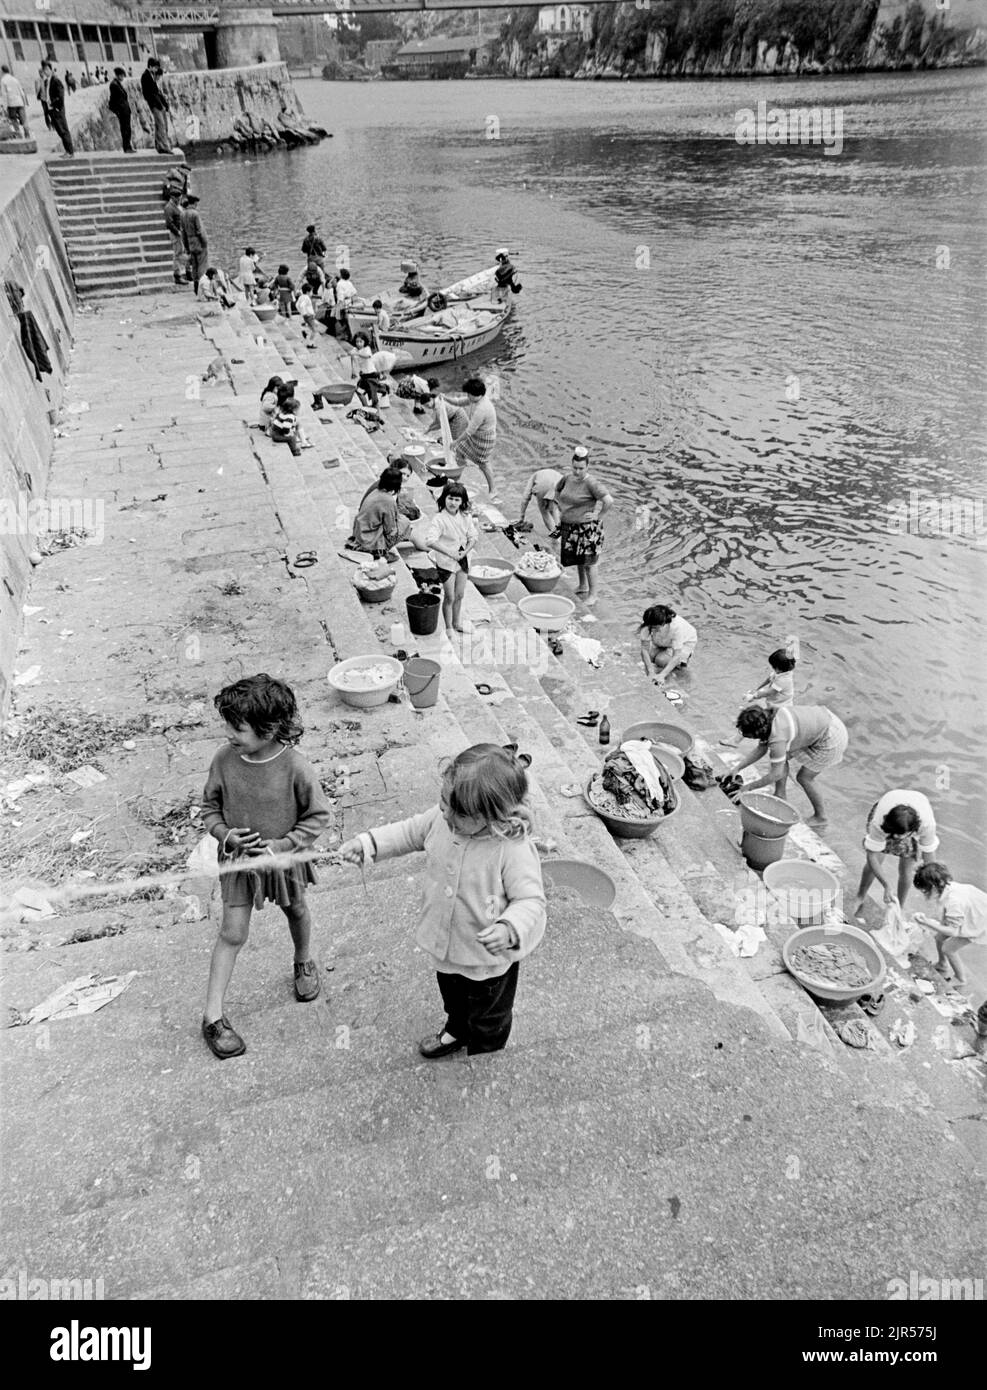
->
xmin=295 ymin=287 xmax=316 ymax=345
xmin=913 ymin=862 xmax=987 ymax=988
xmin=337 ymin=744 xmax=545 ymax=1057
xmin=425 ymin=482 xmax=478 ymax=635
xmin=721 ymin=644 xmax=797 ymax=746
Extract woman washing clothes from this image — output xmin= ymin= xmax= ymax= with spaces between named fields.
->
xmin=730 ymin=703 xmax=849 ymax=828
xmin=852 ymin=789 xmax=939 ymax=918
xmin=344 ymin=467 xmax=404 ymax=559
xmin=453 ymin=378 xmax=498 ymax=499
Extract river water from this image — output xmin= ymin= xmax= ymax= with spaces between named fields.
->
xmin=198 ymin=71 xmax=987 ymax=879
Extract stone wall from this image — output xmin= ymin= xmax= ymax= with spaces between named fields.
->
xmin=0 ymin=163 xmax=75 ymax=717
xmin=69 ymin=62 xmax=305 ymax=153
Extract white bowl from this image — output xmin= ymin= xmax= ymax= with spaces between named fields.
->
xmin=516 ymin=594 xmax=575 ymax=633
xmin=327 ymin=655 xmax=403 ymax=709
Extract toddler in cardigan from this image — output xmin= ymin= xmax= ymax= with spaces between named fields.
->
xmin=200 ymin=674 xmax=331 ymax=1059
xmin=337 ymin=744 xmax=546 ymax=1058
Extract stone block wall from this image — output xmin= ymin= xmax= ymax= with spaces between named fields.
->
xmin=70 ymin=62 xmax=306 ymax=153
xmin=0 ymin=163 xmax=75 ymax=717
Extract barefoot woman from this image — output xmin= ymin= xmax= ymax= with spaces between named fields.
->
xmin=730 ymin=704 xmax=848 ymax=827
xmin=555 ymin=446 xmax=613 ymax=605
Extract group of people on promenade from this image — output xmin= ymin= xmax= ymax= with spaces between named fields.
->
xmin=1 ymin=54 xmax=176 ymax=156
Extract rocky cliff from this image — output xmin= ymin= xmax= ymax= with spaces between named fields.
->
xmin=499 ymin=0 xmax=987 ymax=78
xmin=69 ymin=63 xmax=306 ymax=153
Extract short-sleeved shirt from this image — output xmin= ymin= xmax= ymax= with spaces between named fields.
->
xmin=939 ymin=882 xmax=987 ymax=940
xmin=768 ymin=705 xmax=832 ymax=766
xmin=295 ymin=293 xmax=314 ymax=317
xmin=863 ymin=790 xmax=939 ymax=854
xmin=1 ymin=74 xmax=26 ymax=107
xmin=663 ymin=615 xmax=698 ymax=653
xmin=764 ymin=670 xmax=795 ymax=707
xmin=555 ymin=473 xmax=608 ymax=523
xmin=530 ymin=468 xmax=563 ymax=499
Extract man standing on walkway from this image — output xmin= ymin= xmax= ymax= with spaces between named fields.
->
xmin=1 ymin=65 xmax=30 ymax=138
xmin=42 ymin=61 xmax=73 ymax=156
xmin=180 ymin=193 xmax=208 ymax=294
xmin=35 ymin=64 xmax=52 ymax=130
xmin=108 ymin=67 xmax=133 ymax=153
xmin=141 ymin=57 xmax=171 ymax=154
xmin=163 ymin=190 xmax=187 ymax=285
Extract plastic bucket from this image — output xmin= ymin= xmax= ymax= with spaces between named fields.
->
xmin=741 ymin=828 xmax=790 ymax=871
xmin=403 ymin=657 xmax=441 ymax=709
xmin=764 ymin=860 xmax=841 ymax=925
xmin=738 ymin=792 xmax=800 ymax=839
xmin=406 ymin=592 xmax=441 ymax=636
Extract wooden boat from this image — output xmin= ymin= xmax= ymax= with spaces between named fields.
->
xmin=344 ymin=266 xmax=513 ymax=369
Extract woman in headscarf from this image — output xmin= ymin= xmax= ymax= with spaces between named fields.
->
xmin=554 ymin=445 xmax=613 ymax=606
xmin=453 ymin=377 xmax=498 ymax=499
xmin=730 ymin=704 xmax=849 ymax=828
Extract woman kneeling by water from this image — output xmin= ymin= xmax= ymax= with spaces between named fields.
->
xmin=730 ymin=703 xmax=849 ymax=828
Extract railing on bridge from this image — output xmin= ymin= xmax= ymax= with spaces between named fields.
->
xmin=138 ymin=0 xmax=563 ymax=19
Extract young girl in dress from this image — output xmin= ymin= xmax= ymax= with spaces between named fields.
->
xmin=201 ymin=674 xmax=331 ymax=1059
xmin=721 ymin=643 xmax=798 ymax=747
xmin=425 ymin=481 xmax=478 ymax=636
xmin=337 ymin=744 xmax=546 ymax=1058
xmin=912 ymin=862 xmax=987 ymax=989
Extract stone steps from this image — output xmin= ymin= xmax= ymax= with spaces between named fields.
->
xmin=48 ymin=155 xmax=177 ymax=300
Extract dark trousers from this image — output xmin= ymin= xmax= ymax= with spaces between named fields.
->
xmin=50 ymin=107 xmax=73 ymax=154
xmin=40 ymin=100 xmax=52 ymax=130
xmin=152 ymin=107 xmax=170 ymax=153
xmin=437 ymin=962 xmax=519 ymax=1054
xmin=357 ymin=372 xmax=380 ymax=406
xmin=115 ymin=109 xmax=133 ymax=152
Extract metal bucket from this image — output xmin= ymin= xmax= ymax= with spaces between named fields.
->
xmin=403 ymin=657 xmax=441 ymax=709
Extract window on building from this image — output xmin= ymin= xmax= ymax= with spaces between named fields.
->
xmin=76 ymin=42 xmax=86 ymax=62
xmin=128 ymin=28 xmax=140 ymax=60
xmin=82 ymin=26 xmax=99 ymax=43
xmin=52 ymin=23 xmax=70 ymax=42
xmin=99 ymin=27 xmax=113 ymax=59
xmin=109 ymin=27 xmax=126 ymax=43
xmin=16 ymin=21 xmax=37 ymax=43
xmin=8 ymin=29 xmax=26 ymax=62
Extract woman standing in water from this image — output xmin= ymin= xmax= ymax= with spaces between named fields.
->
xmin=453 ymin=378 xmax=498 ymax=499
xmin=730 ymin=703 xmax=849 ymax=827
xmin=555 ymin=446 xmax=613 ymax=606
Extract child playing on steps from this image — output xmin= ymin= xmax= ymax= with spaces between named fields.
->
xmin=912 ymin=862 xmax=987 ymax=991
xmin=337 ymin=744 xmax=546 ymax=1057
xmin=201 ymin=674 xmax=332 ymax=1059
xmin=721 ymin=642 xmax=798 ymax=747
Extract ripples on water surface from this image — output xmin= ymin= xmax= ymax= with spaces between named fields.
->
xmin=199 ymin=72 xmax=987 ymax=876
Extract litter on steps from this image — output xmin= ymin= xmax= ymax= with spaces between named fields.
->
xmin=712 ymin=920 xmax=767 ymax=959
xmin=558 ymin=630 xmax=604 ymax=667
xmin=10 ymin=972 xmax=139 ymax=1027
xmin=834 ymin=1019 xmax=879 ymax=1050
xmin=889 ymin=1017 xmax=918 ymax=1048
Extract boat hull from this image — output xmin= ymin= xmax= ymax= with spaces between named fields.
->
xmin=376 ymin=310 xmax=510 ymax=368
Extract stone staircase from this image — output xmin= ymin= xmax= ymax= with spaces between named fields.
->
xmin=3 ymin=293 xmax=983 ymax=1298
xmin=45 ymin=152 xmax=176 ymax=299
